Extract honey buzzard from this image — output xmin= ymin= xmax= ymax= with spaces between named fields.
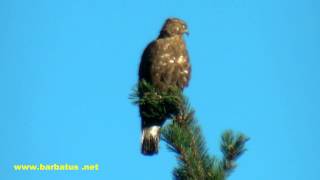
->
xmin=138 ymin=18 xmax=191 ymax=155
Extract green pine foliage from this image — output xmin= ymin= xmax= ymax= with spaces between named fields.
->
xmin=130 ymin=80 xmax=183 ymax=121
xmin=131 ymin=80 xmax=249 ymax=180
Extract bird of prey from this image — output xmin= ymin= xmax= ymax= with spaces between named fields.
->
xmin=138 ymin=18 xmax=191 ymax=155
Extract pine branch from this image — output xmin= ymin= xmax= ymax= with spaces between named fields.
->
xmin=130 ymin=81 xmax=249 ymax=179
xmin=220 ymin=130 xmax=249 ymax=175
xmin=130 ymin=80 xmax=183 ymax=121
xmin=161 ymin=98 xmax=225 ymax=180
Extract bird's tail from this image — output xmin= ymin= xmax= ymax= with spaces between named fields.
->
xmin=141 ymin=126 xmax=161 ymax=155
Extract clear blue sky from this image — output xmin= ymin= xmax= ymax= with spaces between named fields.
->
xmin=1 ymin=0 xmax=319 ymax=179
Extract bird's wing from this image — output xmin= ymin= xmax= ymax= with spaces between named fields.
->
xmin=139 ymin=41 xmax=158 ymax=82
xmin=139 ymin=38 xmax=190 ymax=89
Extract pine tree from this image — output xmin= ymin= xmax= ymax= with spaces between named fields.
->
xmin=131 ymin=80 xmax=249 ymax=180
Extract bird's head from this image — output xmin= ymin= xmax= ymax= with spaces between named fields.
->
xmin=159 ymin=18 xmax=189 ymax=38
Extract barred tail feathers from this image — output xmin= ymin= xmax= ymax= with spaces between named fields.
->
xmin=141 ymin=126 xmax=161 ymax=155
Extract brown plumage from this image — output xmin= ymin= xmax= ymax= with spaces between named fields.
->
xmin=138 ymin=18 xmax=191 ymax=155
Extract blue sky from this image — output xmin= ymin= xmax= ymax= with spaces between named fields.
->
xmin=1 ymin=0 xmax=319 ymax=179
